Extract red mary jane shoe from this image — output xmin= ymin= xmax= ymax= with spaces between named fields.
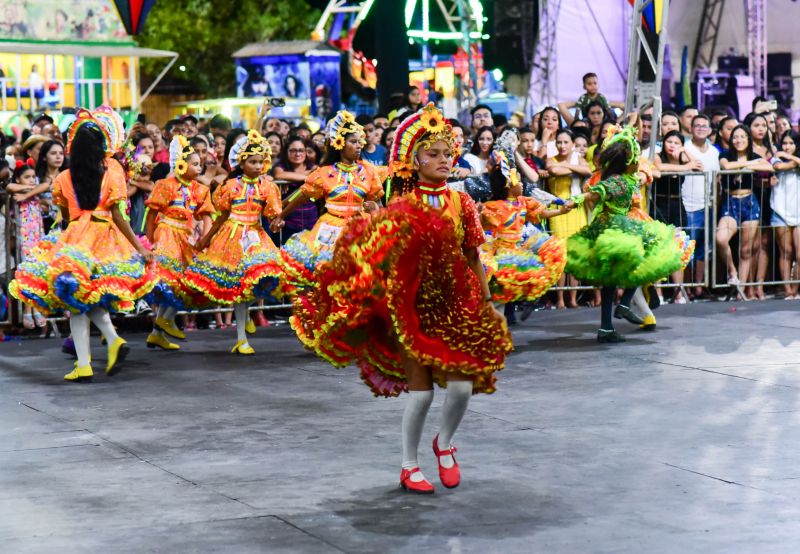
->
xmin=432 ymin=435 xmax=461 ymax=489
xmin=400 ymin=467 xmax=435 ymax=494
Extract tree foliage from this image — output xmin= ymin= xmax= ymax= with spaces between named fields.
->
xmin=138 ymin=0 xmax=320 ymax=97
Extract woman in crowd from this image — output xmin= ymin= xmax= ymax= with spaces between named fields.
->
xmin=34 ymin=139 xmax=67 ymax=231
xmin=546 ymin=129 xmax=592 ymax=308
xmin=748 ymin=113 xmax=777 ymax=299
xmin=272 ymin=136 xmax=319 ymax=244
xmin=716 ymin=125 xmax=774 ymax=298
xmin=463 ymin=126 xmax=495 ymax=176
xmin=653 ymin=130 xmax=703 ymax=303
xmin=715 ymin=116 xmax=738 ymax=153
xmin=10 ymin=107 xmax=156 ymax=381
xmin=535 ymin=106 xmax=561 ymax=159
xmin=289 ymin=105 xmax=511 ymax=494
xmin=771 ymin=131 xmax=800 ymax=298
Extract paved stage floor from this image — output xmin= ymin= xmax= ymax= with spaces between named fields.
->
xmin=2 ymin=299 xmax=800 ymax=553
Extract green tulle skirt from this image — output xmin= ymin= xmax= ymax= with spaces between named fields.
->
xmin=566 ymin=213 xmax=693 ymax=288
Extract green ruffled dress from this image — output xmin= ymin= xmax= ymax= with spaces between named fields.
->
xmin=566 ymin=174 xmax=693 ymax=288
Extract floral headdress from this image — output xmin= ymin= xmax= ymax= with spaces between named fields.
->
xmin=325 ymin=110 xmax=364 ymax=150
xmin=66 ymin=105 xmax=125 ymax=156
xmin=169 ymin=135 xmax=195 ymax=177
xmin=490 ymin=150 xmax=521 ymax=188
xmin=121 ymin=140 xmax=155 ymax=181
xmin=601 ymin=124 xmax=641 ymax=166
xmin=228 ymin=129 xmax=272 ymax=173
xmin=388 ymin=103 xmax=454 ymax=180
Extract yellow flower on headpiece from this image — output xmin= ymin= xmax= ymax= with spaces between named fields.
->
xmin=175 ymin=159 xmax=188 ymax=176
xmin=331 ymin=135 xmax=346 ymax=150
xmin=247 ymin=129 xmax=261 ymax=143
xmin=420 ymin=109 xmax=446 ymax=134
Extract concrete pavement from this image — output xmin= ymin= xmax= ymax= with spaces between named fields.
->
xmin=2 ymin=300 xmax=800 ymax=553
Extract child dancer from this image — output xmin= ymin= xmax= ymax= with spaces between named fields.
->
xmin=274 ymin=110 xmax=383 ymax=292
xmin=10 ymin=106 xmax=156 ymax=381
xmin=183 ymin=130 xmax=282 ymax=355
xmin=566 ymin=126 xmax=694 ymax=343
xmin=144 ymin=135 xmax=215 ymax=350
xmin=480 ymin=150 xmax=571 ymax=306
xmin=291 ymin=105 xmax=512 ymax=493
xmin=6 ymin=158 xmax=47 ymax=329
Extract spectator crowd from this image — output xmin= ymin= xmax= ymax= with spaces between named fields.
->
xmin=2 ymin=71 xmax=800 ymax=335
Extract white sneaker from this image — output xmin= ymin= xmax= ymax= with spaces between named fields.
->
xmin=135 ymin=299 xmax=153 ymax=316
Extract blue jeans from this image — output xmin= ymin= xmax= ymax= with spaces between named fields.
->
xmin=720 ymin=193 xmax=760 ymax=225
xmin=685 ymin=209 xmax=708 ymax=260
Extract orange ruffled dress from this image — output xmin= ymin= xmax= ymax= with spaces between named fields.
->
xmin=9 ymin=158 xmax=156 ymax=314
xmin=280 ymin=162 xmax=384 ymax=291
xmin=183 ymin=176 xmax=282 ymax=304
xmin=480 ymin=196 xmax=567 ymax=303
xmin=145 ymin=176 xmax=215 ymax=309
xmin=291 ymin=183 xmax=513 ymax=397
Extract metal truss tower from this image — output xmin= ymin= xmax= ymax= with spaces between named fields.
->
xmin=526 ymin=0 xmax=561 ymax=115
xmin=744 ymin=0 xmax=767 ymax=97
xmin=624 ymin=0 xmax=670 ymax=115
xmin=692 ymin=0 xmax=726 ymax=71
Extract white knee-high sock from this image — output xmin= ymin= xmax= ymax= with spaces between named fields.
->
xmin=632 ymin=288 xmax=653 ymax=319
xmin=401 ymin=389 xmax=434 ymax=479
xmin=162 ymin=306 xmax=177 ymax=323
xmin=436 ymin=380 xmax=473 ymax=468
xmin=87 ymin=307 xmax=119 ymax=344
xmin=70 ymin=313 xmax=91 ymax=367
xmin=234 ymin=303 xmax=249 ymax=343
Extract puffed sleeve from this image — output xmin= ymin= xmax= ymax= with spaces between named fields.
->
xmin=213 ymin=180 xmax=234 ymax=212
xmin=300 ymin=167 xmax=327 ymax=200
xmin=103 ymin=158 xmax=128 ymax=205
xmin=144 ymin=178 xmax=173 ymax=212
xmin=480 ymin=201 xmax=504 ymax=231
xmin=261 ymin=180 xmax=282 ymax=219
xmin=459 ymin=192 xmax=485 ymax=249
xmin=365 ymin=165 xmax=385 ymax=200
xmin=524 ymin=197 xmax=545 ymax=225
xmin=193 ymin=183 xmax=215 ymax=218
xmin=51 ymin=170 xmax=69 ymax=208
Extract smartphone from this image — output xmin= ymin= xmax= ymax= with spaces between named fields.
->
xmin=61 ymin=107 xmax=78 ymax=115
xmin=269 ymin=97 xmax=286 ymax=108
xmin=755 ymin=99 xmax=778 ymax=113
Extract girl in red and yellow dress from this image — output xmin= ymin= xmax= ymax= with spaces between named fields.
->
xmin=291 ymin=105 xmax=512 ymax=494
xmin=183 ymin=130 xmax=283 ymax=355
xmin=9 ymin=107 xmax=156 ymax=382
xmin=143 ymin=136 xmax=215 ymax=350
xmin=480 ymin=150 xmax=571 ymax=305
xmin=274 ymin=110 xmax=383 ymax=292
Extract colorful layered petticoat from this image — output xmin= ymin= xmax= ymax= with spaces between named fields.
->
xmin=10 ymin=218 xmax=156 ymax=314
xmin=481 ymin=226 xmax=567 ymax=304
xmin=183 ymin=220 xmax=282 ymax=304
xmin=291 ymin=198 xmax=513 ymax=397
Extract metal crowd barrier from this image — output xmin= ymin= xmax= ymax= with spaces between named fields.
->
xmin=4 ymin=168 xmax=799 ymax=330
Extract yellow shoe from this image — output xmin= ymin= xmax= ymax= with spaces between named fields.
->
xmin=146 ymin=332 xmax=181 ymax=351
xmin=155 ymin=317 xmax=186 ymax=340
xmin=106 ymin=337 xmax=129 ymax=376
xmin=64 ymin=364 xmax=93 ymax=383
xmin=639 ymin=314 xmax=657 ymax=331
xmin=245 ymin=319 xmax=256 ymax=335
xmin=231 ymin=340 xmax=255 ymax=355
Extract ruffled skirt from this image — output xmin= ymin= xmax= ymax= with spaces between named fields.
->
xmin=148 ymin=223 xmax=210 ymax=310
xmin=278 ymin=212 xmax=349 ymax=295
xmin=480 ymin=226 xmax=567 ymax=303
xmin=566 ymin=214 xmax=695 ymax=288
xmin=183 ymin=221 xmax=281 ymax=305
xmin=291 ymin=199 xmax=513 ymax=397
xmin=9 ymin=219 xmax=156 ymax=314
